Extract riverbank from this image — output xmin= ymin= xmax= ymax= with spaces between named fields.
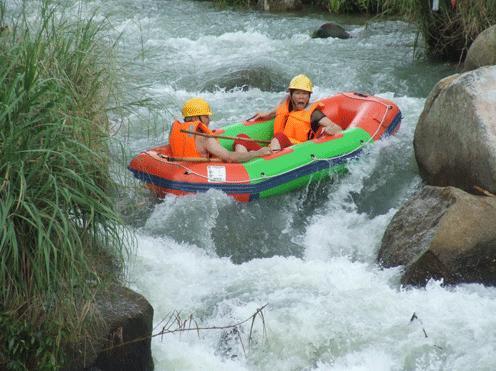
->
xmin=213 ymin=0 xmax=496 ymax=62
xmin=0 ymin=1 xmax=150 ymax=369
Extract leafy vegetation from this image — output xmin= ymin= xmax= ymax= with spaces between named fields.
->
xmin=0 ymin=1 xmax=129 ymax=368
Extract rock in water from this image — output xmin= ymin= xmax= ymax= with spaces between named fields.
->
xmin=414 ymin=66 xmax=496 ymax=194
xmin=378 ymin=186 xmax=496 ymax=287
xmin=464 ymin=25 xmax=496 ymax=72
xmin=311 ymin=22 xmax=350 ymax=39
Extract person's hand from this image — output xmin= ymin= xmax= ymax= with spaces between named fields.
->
xmin=257 ymin=147 xmax=272 ymax=157
xmin=249 ymin=112 xmax=264 ymax=121
xmin=250 ymin=112 xmax=271 ymax=121
xmin=322 ymin=123 xmax=342 ymax=136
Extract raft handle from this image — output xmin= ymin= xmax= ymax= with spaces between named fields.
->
xmin=310 ymin=154 xmax=316 ymax=159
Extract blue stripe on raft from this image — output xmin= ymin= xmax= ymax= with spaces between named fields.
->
xmin=384 ymin=111 xmax=402 ymax=137
xmin=129 ymin=149 xmax=362 ymax=196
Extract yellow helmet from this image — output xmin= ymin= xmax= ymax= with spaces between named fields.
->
xmin=182 ymin=98 xmax=212 ymax=118
xmin=288 ymin=74 xmax=313 ymax=93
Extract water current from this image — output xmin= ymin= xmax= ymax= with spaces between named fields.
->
xmin=15 ymin=0 xmax=496 ymax=369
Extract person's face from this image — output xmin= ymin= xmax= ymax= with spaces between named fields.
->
xmin=290 ymin=90 xmax=311 ymax=110
xmin=199 ymin=115 xmax=210 ymax=125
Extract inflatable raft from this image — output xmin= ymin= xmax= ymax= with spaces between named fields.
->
xmin=129 ymin=92 xmax=401 ymax=202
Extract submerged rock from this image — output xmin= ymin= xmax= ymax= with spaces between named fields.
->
xmin=464 ymin=25 xmax=496 ymax=72
xmin=378 ymin=186 xmax=496 ymax=287
xmin=201 ymin=65 xmax=288 ymax=92
xmin=414 ymin=66 xmax=496 ymax=194
xmin=311 ymin=22 xmax=350 ymax=39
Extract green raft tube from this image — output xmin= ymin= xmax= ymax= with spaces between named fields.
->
xmin=128 ymin=92 xmax=402 ymax=202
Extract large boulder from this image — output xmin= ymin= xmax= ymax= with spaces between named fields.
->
xmin=65 ymin=286 xmax=154 ymax=371
xmin=378 ymin=186 xmax=496 ymax=287
xmin=257 ymin=0 xmax=303 ymax=11
xmin=464 ymin=25 xmax=496 ymax=72
xmin=414 ymin=66 xmax=496 ymax=194
xmin=311 ymin=22 xmax=350 ymax=39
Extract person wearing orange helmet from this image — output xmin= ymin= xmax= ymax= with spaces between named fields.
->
xmin=169 ymin=97 xmax=271 ymax=162
xmin=235 ymin=74 xmax=342 ymax=151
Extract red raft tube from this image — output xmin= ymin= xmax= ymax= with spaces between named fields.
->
xmin=128 ymin=92 xmax=402 ymax=202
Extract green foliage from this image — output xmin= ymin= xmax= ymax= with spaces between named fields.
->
xmin=213 ymin=0 xmax=257 ymax=8
xmin=0 ymin=310 xmax=66 ymax=370
xmin=0 ymin=0 xmax=129 ymax=368
xmin=415 ymin=0 xmax=496 ymax=61
xmin=326 ymin=0 xmax=415 ymax=15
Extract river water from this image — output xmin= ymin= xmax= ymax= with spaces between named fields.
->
xmin=18 ymin=0 xmax=496 ymax=369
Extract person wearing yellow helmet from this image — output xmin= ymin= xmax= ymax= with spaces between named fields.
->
xmin=169 ymin=97 xmax=271 ymax=162
xmin=237 ymin=74 xmax=342 ymax=151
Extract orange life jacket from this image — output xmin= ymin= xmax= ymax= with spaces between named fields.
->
xmin=273 ymin=96 xmax=291 ymax=134
xmin=169 ymin=120 xmax=214 ymax=158
xmin=276 ymin=100 xmax=324 ymax=144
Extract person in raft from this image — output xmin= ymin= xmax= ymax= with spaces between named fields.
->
xmin=169 ymin=97 xmax=272 ymax=162
xmin=233 ymin=74 xmax=343 ymax=152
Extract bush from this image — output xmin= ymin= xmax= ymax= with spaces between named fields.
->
xmin=0 ymin=1 xmax=128 ymax=368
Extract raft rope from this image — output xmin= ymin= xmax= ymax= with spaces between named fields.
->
xmin=155 ymin=94 xmax=393 ymax=184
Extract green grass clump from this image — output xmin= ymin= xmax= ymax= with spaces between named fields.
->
xmin=0 ymin=1 xmax=129 ymax=368
xmin=326 ymin=0 xmax=414 ymax=15
xmin=415 ymin=0 xmax=496 ymax=61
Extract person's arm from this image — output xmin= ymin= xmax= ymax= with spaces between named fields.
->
xmin=206 ymin=138 xmax=271 ymax=163
xmin=318 ymin=116 xmax=342 ymax=135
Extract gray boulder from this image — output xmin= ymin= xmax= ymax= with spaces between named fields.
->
xmin=464 ymin=25 xmax=496 ymax=72
xmin=414 ymin=66 xmax=496 ymax=194
xmin=311 ymin=22 xmax=350 ymax=39
xmin=257 ymin=0 xmax=303 ymax=11
xmin=65 ymin=286 xmax=154 ymax=371
xmin=378 ymin=186 xmax=496 ymax=287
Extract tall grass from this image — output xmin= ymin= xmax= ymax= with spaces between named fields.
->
xmin=0 ymin=0 xmax=128 ymax=368
xmin=416 ymin=0 xmax=496 ymax=61
xmin=326 ymin=0 xmax=414 ymax=14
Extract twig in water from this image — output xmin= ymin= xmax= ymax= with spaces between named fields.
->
xmin=101 ymin=304 xmax=268 ymax=353
xmin=410 ymin=312 xmax=428 ymax=338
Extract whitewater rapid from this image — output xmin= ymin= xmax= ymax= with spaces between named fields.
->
xmin=88 ymin=1 xmax=496 ymax=369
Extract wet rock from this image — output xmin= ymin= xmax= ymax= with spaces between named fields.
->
xmin=464 ymin=25 xmax=496 ymax=72
xmin=66 ymin=286 xmax=154 ymax=371
xmin=257 ymin=0 xmax=303 ymax=12
xmin=201 ymin=65 xmax=288 ymax=92
xmin=311 ymin=22 xmax=350 ymax=39
xmin=414 ymin=66 xmax=496 ymax=194
xmin=378 ymin=186 xmax=496 ymax=287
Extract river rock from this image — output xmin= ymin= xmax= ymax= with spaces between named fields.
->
xmin=257 ymin=0 xmax=303 ymax=11
xmin=413 ymin=66 xmax=496 ymax=194
xmin=201 ymin=65 xmax=287 ymax=92
xmin=464 ymin=25 xmax=496 ymax=72
xmin=311 ymin=22 xmax=350 ymax=39
xmin=65 ymin=286 xmax=154 ymax=371
xmin=378 ymin=186 xmax=496 ymax=287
